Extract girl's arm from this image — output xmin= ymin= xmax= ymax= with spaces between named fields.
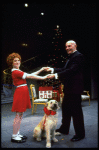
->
xmin=26 ymin=74 xmax=49 ymax=80
xmin=32 ymin=67 xmax=44 ymax=75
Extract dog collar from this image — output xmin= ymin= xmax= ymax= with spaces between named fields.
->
xmin=43 ymin=107 xmax=56 ymax=115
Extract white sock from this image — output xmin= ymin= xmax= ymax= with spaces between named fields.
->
xmin=12 ymin=134 xmax=21 ymax=140
xmin=12 ymin=134 xmax=17 ymax=138
xmin=17 ymin=131 xmax=23 ymax=137
xmin=17 ymin=131 xmax=20 ymax=135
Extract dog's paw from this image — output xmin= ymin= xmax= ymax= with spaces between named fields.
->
xmin=36 ymin=137 xmax=41 ymax=141
xmin=46 ymin=142 xmax=51 ymax=148
xmin=52 ymin=138 xmax=58 ymax=142
xmin=55 ymin=132 xmax=61 ymax=136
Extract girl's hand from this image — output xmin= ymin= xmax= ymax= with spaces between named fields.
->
xmin=42 ymin=67 xmax=51 ymax=71
xmin=43 ymin=74 xmax=50 ymax=79
xmin=43 ymin=74 xmax=55 ymax=79
xmin=41 ymin=67 xmax=45 ymax=71
xmin=47 ymin=74 xmax=55 ymax=79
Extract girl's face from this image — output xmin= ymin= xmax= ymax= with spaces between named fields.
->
xmin=13 ymin=57 xmax=21 ymax=69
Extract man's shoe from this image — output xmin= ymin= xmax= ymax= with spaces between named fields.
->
xmin=70 ymin=135 xmax=85 ymax=142
xmin=56 ymin=128 xmax=69 ymax=135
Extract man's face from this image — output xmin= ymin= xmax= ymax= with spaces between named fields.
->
xmin=65 ymin=42 xmax=76 ymax=55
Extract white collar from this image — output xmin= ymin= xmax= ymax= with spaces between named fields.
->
xmin=11 ymin=68 xmax=22 ymax=72
xmin=72 ymin=50 xmax=77 ymax=54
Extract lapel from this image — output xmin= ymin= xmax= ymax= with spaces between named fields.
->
xmin=65 ymin=51 xmax=79 ymax=68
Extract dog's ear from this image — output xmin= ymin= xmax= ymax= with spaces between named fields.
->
xmin=44 ymin=102 xmax=48 ymax=107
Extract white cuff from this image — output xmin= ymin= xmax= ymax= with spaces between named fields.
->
xmin=22 ymin=73 xmax=28 ymax=79
xmin=55 ymin=73 xmax=58 ymax=79
xmin=51 ymin=68 xmax=54 ymax=73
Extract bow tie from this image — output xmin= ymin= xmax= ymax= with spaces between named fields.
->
xmin=67 ymin=53 xmax=74 ymax=59
xmin=67 ymin=54 xmax=71 ymax=59
xmin=67 ymin=55 xmax=70 ymax=59
xmin=67 ymin=50 xmax=77 ymax=59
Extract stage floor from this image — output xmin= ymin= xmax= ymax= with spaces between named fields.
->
xmin=1 ymin=100 xmax=98 ymax=148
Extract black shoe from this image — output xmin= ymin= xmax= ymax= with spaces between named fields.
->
xmin=70 ymin=135 xmax=85 ymax=142
xmin=11 ymin=138 xmax=26 ymax=143
xmin=22 ymin=136 xmax=27 ymax=140
xmin=19 ymin=135 xmax=27 ymax=140
xmin=56 ymin=128 xmax=69 ymax=135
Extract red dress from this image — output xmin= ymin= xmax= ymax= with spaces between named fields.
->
xmin=11 ymin=69 xmax=31 ymax=112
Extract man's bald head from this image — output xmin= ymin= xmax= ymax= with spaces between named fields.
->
xmin=66 ymin=40 xmax=77 ymax=46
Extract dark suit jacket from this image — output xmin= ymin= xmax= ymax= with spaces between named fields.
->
xmin=54 ymin=51 xmax=84 ymax=94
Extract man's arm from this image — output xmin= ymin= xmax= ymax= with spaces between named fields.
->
xmin=47 ymin=54 xmax=84 ymax=80
xmin=57 ymin=54 xmax=84 ymax=79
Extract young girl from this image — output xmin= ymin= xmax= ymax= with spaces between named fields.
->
xmin=7 ymin=52 xmax=49 ymax=143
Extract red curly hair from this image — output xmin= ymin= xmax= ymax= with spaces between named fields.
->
xmin=7 ymin=52 xmax=21 ymax=68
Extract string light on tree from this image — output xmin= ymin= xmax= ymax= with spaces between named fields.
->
xmin=40 ymin=12 xmax=44 ymax=15
xmin=22 ymin=43 xmax=28 ymax=46
xmin=57 ymin=25 xmax=59 ymax=28
xmin=37 ymin=32 xmax=43 ymax=35
xmin=24 ymin=3 xmax=28 ymax=7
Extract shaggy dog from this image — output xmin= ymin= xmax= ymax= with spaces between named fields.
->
xmin=33 ymin=100 xmax=60 ymax=148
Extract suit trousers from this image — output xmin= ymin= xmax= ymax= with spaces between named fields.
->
xmin=61 ymin=94 xmax=85 ymax=137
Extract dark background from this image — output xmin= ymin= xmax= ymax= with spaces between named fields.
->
xmin=1 ymin=3 xmax=97 ymax=99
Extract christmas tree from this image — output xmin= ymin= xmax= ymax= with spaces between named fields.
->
xmin=47 ymin=25 xmax=67 ymax=68
xmin=40 ymin=25 xmax=67 ymax=88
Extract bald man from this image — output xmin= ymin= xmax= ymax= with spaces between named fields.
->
xmin=44 ymin=40 xmax=85 ymax=141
